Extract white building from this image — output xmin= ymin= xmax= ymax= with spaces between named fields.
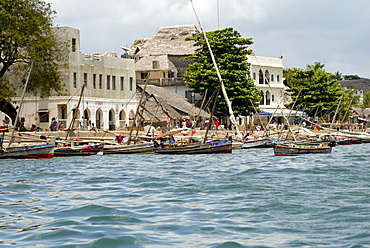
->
xmin=9 ymin=27 xmax=138 ymax=131
xmin=247 ymin=55 xmax=287 ymax=111
xmin=234 ymin=55 xmax=290 ymax=126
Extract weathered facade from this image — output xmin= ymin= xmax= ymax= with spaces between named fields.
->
xmin=5 ymin=27 xmax=138 ymax=131
xmin=130 ymin=25 xmax=200 ymax=103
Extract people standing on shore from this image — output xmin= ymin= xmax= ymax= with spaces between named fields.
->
xmin=50 ymin=117 xmax=57 ymax=131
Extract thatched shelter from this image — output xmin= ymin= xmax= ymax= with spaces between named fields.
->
xmin=130 ymin=25 xmax=198 ymax=57
xmin=136 ymin=85 xmax=210 ymax=129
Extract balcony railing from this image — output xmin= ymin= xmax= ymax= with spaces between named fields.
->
xmin=136 ymin=78 xmax=186 ymax=86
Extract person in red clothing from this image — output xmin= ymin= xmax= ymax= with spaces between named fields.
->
xmin=30 ymin=124 xmax=36 ymax=132
xmin=185 ymin=119 xmax=190 ymax=128
xmin=117 ymin=134 xmax=123 ymax=144
xmin=215 ymin=120 xmax=220 ymax=130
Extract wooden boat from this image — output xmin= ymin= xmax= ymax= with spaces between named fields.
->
xmin=54 ymin=143 xmax=104 ymax=157
xmin=337 ymin=138 xmax=352 ymax=145
xmin=242 ymin=138 xmax=271 ymax=149
xmin=350 ymin=137 xmax=362 ymax=144
xmin=274 ymin=143 xmax=333 ymax=156
xmin=232 ymin=141 xmax=243 ymax=149
xmin=337 ymin=137 xmax=362 ymax=145
xmin=154 ymin=140 xmax=232 ymax=154
xmin=103 ymin=142 xmax=153 ymax=154
xmin=0 ymin=63 xmax=55 ymax=159
xmin=0 ymin=142 xmax=55 ymax=159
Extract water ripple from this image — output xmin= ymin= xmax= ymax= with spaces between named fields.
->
xmin=0 ymin=145 xmax=370 ymax=247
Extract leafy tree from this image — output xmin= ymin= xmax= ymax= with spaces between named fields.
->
xmin=362 ymin=90 xmax=370 ymax=108
xmin=283 ymin=67 xmax=301 ymax=87
xmin=0 ymin=0 xmax=67 ymax=99
xmin=334 ymin=71 xmax=343 ymax=81
xmin=184 ymin=28 xmax=261 ymax=116
xmin=343 ymin=75 xmax=361 ymax=80
xmin=286 ymin=62 xmax=348 ymax=120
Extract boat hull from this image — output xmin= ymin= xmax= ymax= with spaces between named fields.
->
xmin=350 ymin=138 xmax=362 ymax=144
xmin=1 ymin=143 xmax=54 ymax=159
xmin=242 ymin=138 xmax=270 ymax=149
xmin=103 ymin=143 xmax=153 ymax=154
xmin=337 ymin=138 xmax=352 ymax=145
xmin=54 ymin=144 xmax=104 ymax=157
xmin=154 ymin=140 xmax=232 ymax=154
xmin=274 ymin=144 xmax=332 ymax=156
xmin=232 ymin=142 xmax=243 ymax=149
xmin=337 ymin=137 xmax=362 ymax=145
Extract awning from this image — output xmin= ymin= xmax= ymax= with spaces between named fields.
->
xmin=255 ymin=111 xmax=272 ymax=116
xmin=255 ymin=108 xmax=307 ymax=117
xmin=37 ymin=109 xmax=49 ymax=113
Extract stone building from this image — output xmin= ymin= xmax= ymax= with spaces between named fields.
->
xmin=340 ymin=78 xmax=370 ymax=104
xmin=129 ymin=25 xmax=200 ymax=103
xmin=5 ymin=27 xmax=138 ymax=131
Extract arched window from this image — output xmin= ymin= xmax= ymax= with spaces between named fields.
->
xmin=258 ymin=70 xmax=264 ymax=84
xmin=109 ymin=109 xmax=115 ymax=130
xmin=96 ymin=108 xmax=103 ymax=129
xmin=84 ymin=108 xmax=91 ymax=127
xmin=119 ymin=110 xmax=126 ymax=120
xmin=84 ymin=109 xmax=90 ymax=121
xmin=260 ymin=90 xmax=265 ymax=105
xmin=264 ymin=70 xmax=270 ymax=84
xmin=266 ymin=91 xmax=271 ymax=105
xmin=109 ymin=109 xmax=114 ymax=121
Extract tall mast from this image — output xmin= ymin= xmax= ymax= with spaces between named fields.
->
xmin=9 ymin=62 xmax=33 ymax=146
xmin=190 ymin=0 xmax=242 ymax=141
xmin=65 ymin=84 xmax=85 ymax=140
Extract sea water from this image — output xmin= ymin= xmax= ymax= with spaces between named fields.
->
xmin=1 ymin=144 xmax=369 ymax=247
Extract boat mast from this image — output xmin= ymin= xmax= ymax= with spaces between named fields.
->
xmin=203 ymin=85 xmax=221 ymax=143
xmin=65 ymin=84 xmax=85 ymax=140
xmin=127 ymin=75 xmax=149 ymax=145
xmin=190 ymin=0 xmax=242 ymax=141
xmin=330 ymin=94 xmax=343 ymax=130
xmin=9 ymin=61 xmax=34 ymax=146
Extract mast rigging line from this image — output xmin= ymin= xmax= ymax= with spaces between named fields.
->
xmin=9 ymin=61 xmax=34 ymax=146
xmin=189 ymin=0 xmax=242 ymax=141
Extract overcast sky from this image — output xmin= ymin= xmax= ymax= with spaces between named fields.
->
xmin=48 ymin=0 xmax=370 ymax=78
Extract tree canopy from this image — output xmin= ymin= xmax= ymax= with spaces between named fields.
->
xmin=0 ymin=0 xmax=66 ymax=99
xmin=285 ymin=62 xmax=355 ymax=121
xmin=362 ymin=90 xmax=370 ymax=108
xmin=184 ymin=27 xmax=261 ymax=116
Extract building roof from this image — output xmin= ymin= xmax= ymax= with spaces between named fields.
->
xmin=133 ymin=25 xmax=199 ymax=56
xmin=352 ymin=107 xmax=370 ymax=118
xmin=340 ymin=78 xmax=370 ymax=93
xmin=135 ymin=54 xmax=177 ymax=72
xmin=137 ymin=85 xmax=210 ymax=122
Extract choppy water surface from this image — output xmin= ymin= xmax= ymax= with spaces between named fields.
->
xmin=1 ymin=144 xmax=370 ymax=247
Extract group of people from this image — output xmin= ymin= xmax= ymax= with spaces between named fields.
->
xmin=2 ymin=116 xmax=38 ymax=132
xmin=177 ymin=118 xmax=222 ymax=130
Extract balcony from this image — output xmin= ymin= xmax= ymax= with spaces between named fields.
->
xmin=136 ymin=78 xmax=186 ymax=86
